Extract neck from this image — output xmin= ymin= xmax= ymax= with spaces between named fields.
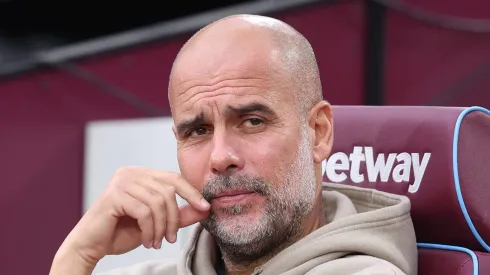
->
xmin=222 ymin=192 xmax=326 ymax=275
xmin=221 ymin=237 xmax=294 ymax=275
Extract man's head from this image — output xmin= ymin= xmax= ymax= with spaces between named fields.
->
xmin=168 ymin=14 xmax=333 ymax=263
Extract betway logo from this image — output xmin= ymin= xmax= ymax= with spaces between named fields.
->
xmin=322 ymin=146 xmax=431 ymax=193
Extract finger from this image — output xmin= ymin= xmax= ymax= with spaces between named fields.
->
xmin=161 ymin=186 xmax=179 ymax=244
xmin=124 ymin=183 xmax=166 ymax=249
xmin=139 ymin=179 xmax=175 ymax=248
xmin=150 ymin=171 xmax=211 ymax=212
xmin=178 ymin=204 xmax=210 ymax=228
xmin=117 ymin=193 xmax=154 ymax=249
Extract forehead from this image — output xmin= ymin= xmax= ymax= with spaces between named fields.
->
xmin=169 ymin=39 xmax=292 ymax=119
xmin=171 ymin=70 xmax=286 ymax=121
xmin=172 ymin=33 xmax=278 ymax=87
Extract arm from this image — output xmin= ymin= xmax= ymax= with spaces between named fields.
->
xmin=49 ymin=246 xmax=96 ymax=275
xmin=93 ymin=260 xmax=178 ymax=275
xmin=49 ymin=167 xmax=209 ymax=275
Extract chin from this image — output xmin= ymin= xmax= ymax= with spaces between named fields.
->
xmin=203 ymin=209 xmax=291 ymax=263
xmin=202 ymin=207 xmax=268 ymax=244
xmin=220 ymin=213 xmax=260 ymax=229
xmin=215 ymin=204 xmax=261 ymax=225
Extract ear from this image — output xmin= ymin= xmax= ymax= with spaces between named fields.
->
xmin=307 ymin=101 xmax=334 ymax=164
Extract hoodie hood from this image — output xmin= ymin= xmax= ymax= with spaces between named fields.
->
xmin=177 ymin=182 xmax=417 ymax=275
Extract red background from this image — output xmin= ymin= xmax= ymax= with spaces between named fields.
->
xmin=1 ymin=1 xmax=490 ymax=274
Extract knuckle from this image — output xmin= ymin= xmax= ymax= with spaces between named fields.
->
xmin=167 ymin=216 xmax=180 ymax=225
xmin=156 ymin=223 xmax=166 ymax=235
xmin=156 ymin=219 xmax=166 ymax=229
xmin=115 ymin=166 xmax=129 ymax=176
xmin=115 ymin=166 xmax=141 ymax=177
xmin=145 ymin=192 xmax=165 ymax=211
xmin=153 ymin=194 xmax=166 ymax=208
xmin=165 ymin=185 xmax=176 ymax=194
xmin=112 ymin=181 xmax=126 ymax=193
xmin=106 ymin=181 xmax=123 ymax=197
xmin=140 ymin=206 xmax=152 ymax=219
xmin=112 ymin=167 xmax=144 ymax=189
xmin=167 ymin=172 xmax=181 ymax=182
xmin=193 ymin=188 xmax=203 ymax=198
xmin=112 ymin=168 xmax=131 ymax=186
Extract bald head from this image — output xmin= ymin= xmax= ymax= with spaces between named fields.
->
xmin=169 ymin=14 xmax=323 ymax=116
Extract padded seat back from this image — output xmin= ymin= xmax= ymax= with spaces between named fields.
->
xmin=323 ymin=106 xmax=490 ymax=275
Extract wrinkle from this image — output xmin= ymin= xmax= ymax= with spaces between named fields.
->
xmin=176 ymin=75 xmax=265 ymax=91
xmin=174 ymin=72 xmax=267 ymax=100
xmin=178 ymin=92 xmax=272 ymax=116
xmin=177 ymin=80 xmax=268 ymax=104
xmin=180 ymin=87 xmax=272 ymax=114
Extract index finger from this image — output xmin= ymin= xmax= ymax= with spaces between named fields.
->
xmin=150 ymin=170 xmax=210 ymax=211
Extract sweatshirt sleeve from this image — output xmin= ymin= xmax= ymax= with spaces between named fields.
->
xmin=94 ymin=259 xmax=178 ymax=275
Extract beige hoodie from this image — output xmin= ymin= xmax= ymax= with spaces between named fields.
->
xmin=96 ymin=183 xmax=417 ymax=275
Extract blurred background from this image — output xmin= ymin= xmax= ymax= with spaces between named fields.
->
xmin=1 ymin=0 xmax=490 ymax=274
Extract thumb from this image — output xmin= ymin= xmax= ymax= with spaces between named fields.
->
xmin=178 ymin=204 xmax=210 ymax=228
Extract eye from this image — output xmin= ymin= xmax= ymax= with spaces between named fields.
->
xmin=243 ymin=118 xmax=264 ymax=127
xmin=188 ymin=127 xmax=208 ymax=137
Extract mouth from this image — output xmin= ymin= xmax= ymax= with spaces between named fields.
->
xmin=210 ymin=190 xmax=257 ymax=206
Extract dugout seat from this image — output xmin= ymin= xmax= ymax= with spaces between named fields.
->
xmin=324 ymin=105 xmax=490 ymax=275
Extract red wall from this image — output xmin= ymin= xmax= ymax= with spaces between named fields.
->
xmin=384 ymin=0 xmax=490 ymax=107
xmin=1 ymin=1 xmax=489 ymax=274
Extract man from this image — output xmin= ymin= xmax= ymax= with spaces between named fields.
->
xmin=50 ymin=14 xmax=417 ymax=275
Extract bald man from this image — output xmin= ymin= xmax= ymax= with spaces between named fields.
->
xmin=50 ymin=15 xmax=417 ymax=275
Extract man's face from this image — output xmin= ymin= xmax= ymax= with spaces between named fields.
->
xmin=169 ymin=35 xmax=318 ymax=260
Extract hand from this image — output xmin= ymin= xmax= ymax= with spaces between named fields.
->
xmin=56 ymin=167 xmax=210 ymax=267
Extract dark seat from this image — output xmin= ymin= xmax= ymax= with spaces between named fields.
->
xmin=325 ymin=105 xmax=490 ymax=275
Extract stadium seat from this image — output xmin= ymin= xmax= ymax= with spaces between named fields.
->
xmin=324 ymin=105 xmax=490 ymax=275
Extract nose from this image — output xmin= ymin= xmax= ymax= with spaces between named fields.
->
xmin=209 ymin=132 xmax=244 ymax=175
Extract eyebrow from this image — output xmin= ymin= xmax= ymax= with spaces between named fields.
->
xmin=225 ymin=102 xmax=276 ymax=117
xmin=175 ymin=102 xmax=276 ymax=136
xmin=176 ymin=113 xmax=206 ymax=136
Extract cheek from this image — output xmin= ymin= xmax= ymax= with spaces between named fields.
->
xmin=245 ymin=133 xmax=299 ymax=185
xmin=177 ymin=148 xmax=209 ymax=192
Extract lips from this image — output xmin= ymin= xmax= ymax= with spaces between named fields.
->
xmin=210 ymin=190 xmax=257 ymax=206
xmin=212 ymin=190 xmax=255 ymax=199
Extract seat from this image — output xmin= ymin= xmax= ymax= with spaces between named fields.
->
xmin=324 ymin=105 xmax=490 ymax=275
